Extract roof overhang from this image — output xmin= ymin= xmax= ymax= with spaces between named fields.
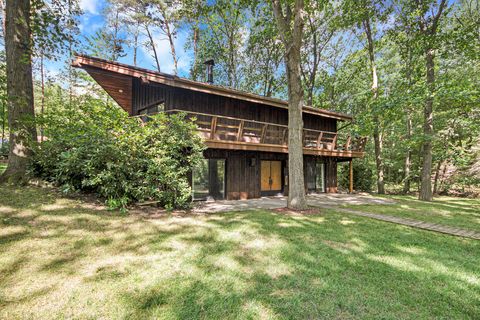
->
xmin=72 ymin=54 xmax=353 ymax=121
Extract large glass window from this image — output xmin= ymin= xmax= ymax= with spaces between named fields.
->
xmin=192 ymin=159 xmax=225 ymax=200
xmin=306 ymin=161 xmax=325 ymax=193
xmin=306 ymin=161 xmax=317 ymax=191
xmin=139 ymin=102 xmax=165 ymax=122
xmin=316 ymin=162 xmax=325 ymax=192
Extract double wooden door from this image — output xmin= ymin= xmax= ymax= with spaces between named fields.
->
xmin=261 ymin=160 xmax=282 ymax=192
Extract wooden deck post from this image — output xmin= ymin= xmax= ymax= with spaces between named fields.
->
xmin=316 ymin=132 xmax=323 ymax=148
xmin=210 ymin=116 xmax=217 ymax=140
xmin=260 ymin=124 xmax=268 ymax=143
xmin=349 ymin=159 xmax=353 ymax=193
xmin=237 ymin=120 xmax=244 ymax=141
xmin=345 ymin=135 xmax=351 ymax=150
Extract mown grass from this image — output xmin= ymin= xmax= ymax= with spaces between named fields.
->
xmin=343 ymin=195 xmax=480 ymax=233
xmin=0 ymin=186 xmax=479 ymax=319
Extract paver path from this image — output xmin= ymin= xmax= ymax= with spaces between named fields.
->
xmin=194 ymin=193 xmax=395 ymax=213
xmin=194 ymin=193 xmax=480 ymax=240
xmin=332 ymin=207 xmax=480 ymax=240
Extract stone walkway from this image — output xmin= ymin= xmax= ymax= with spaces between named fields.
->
xmin=332 ymin=207 xmax=480 ymax=240
xmin=193 ymin=193 xmax=480 ymax=240
xmin=193 ymin=193 xmax=395 ymax=213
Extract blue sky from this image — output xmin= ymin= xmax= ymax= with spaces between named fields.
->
xmin=44 ymin=0 xmax=192 ymax=78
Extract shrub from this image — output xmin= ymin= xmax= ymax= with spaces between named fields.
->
xmin=338 ymin=159 xmax=374 ymax=192
xmin=31 ymin=101 xmax=205 ymax=210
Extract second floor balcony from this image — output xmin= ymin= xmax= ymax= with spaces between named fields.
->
xmin=156 ymin=110 xmax=366 ymax=158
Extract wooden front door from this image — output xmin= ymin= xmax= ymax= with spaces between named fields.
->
xmin=261 ymin=160 xmax=282 ymax=192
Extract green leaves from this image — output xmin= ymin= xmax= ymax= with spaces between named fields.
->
xmin=30 ymin=99 xmax=205 ymax=211
xmin=31 ymin=0 xmax=81 ymax=60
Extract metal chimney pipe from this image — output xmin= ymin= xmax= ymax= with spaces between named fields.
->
xmin=204 ymin=59 xmax=215 ymax=84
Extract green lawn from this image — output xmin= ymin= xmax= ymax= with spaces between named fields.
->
xmin=0 ymin=186 xmax=479 ymax=319
xmin=343 ymin=195 xmax=480 ymax=233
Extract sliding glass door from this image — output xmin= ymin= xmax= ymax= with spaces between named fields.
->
xmin=306 ymin=161 xmax=325 ymax=193
xmin=316 ymin=162 xmax=325 ymax=193
xmin=192 ymin=159 xmax=225 ymax=200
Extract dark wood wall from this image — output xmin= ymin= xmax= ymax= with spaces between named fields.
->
xmin=132 ymin=79 xmax=167 ymax=114
xmin=204 ymin=150 xmax=337 ymax=200
xmin=325 ymin=158 xmax=338 ymax=193
xmin=204 ymin=149 xmax=287 ymax=200
xmin=132 ymin=81 xmax=337 ymax=132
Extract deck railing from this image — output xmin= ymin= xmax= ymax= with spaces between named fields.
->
xmin=138 ymin=110 xmax=366 ymax=154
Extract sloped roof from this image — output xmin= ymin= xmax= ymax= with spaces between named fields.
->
xmin=73 ymin=54 xmax=353 ymax=121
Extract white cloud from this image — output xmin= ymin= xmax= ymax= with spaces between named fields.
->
xmin=80 ymin=0 xmax=98 ymax=15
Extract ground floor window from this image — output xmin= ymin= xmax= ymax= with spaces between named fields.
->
xmin=316 ymin=162 xmax=325 ymax=192
xmin=192 ymin=159 xmax=225 ymax=200
xmin=307 ymin=160 xmax=325 ymax=193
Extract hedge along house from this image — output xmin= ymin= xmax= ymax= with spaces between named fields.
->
xmin=73 ymin=54 xmax=366 ymax=201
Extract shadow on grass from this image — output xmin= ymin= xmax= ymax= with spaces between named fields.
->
xmin=119 ymin=210 xmax=480 ymax=319
xmin=1 ymin=186 xmax=480 ymax=318
xmin=345 ymin=195 xmax=480 ymax=233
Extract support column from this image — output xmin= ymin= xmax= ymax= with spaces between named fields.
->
xmin=349 ymin=159 xmax=353 ymax=194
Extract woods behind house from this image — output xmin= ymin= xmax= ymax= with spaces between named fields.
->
xmin=0 ymin=0 xmax=478 ymax=206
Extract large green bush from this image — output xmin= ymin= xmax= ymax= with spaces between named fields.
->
xmin=31 ymin=100 xmax=205 ymax=210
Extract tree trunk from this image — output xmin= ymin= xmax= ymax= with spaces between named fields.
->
xmin=403 ymin=52 xmax=413 ymax=193
xmin=306 ymin=20 xmax=318 ymax=106
xmin=1 ymin=0 xmax=5 ymax=152
xmin=112 ymin=9 xmax=120 ymax=60
xmin=1 ymin=0 xmax=36 ymax=184
xmin=433 ymin=159 xmax=443 ymax=195
xmin=373 ymin=121 xmax=384 ymax=194
xmin=403 ymin=110 xmax=412 ymax=193
xmin=419 ymin=48 xmax=435 ymax=201
xmin=145 ymin=25 xmax=161 ymax=72
xmin=364 ymin=18 xmax=384 ymax=194
xmin=439 ymin=161 xmax=448 ymax=191
xmin=271 ymin=0 xmax=307 ymax=210
xmin=1 ymin=100 xmax=5 ymax=152
xmin=40 ymin=53 xmax=45 ymax=142
xmin=133 ymin=22 xmax=139 ymax=66
xmin=191 ymin=26 xmax=199 ymax=80
xmin=163 ymin=19 xmax=178 ymax=75
xmin=285 ymin=46 xmax=307 ymax=210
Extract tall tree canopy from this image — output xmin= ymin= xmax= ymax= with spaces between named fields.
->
xmin=1 ymin=0 xmax=478 ymax=196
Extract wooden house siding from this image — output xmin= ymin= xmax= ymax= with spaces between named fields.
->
xmin=73 ymin=55 xmax=363 ymax=200
xmin=131 ymin=81 xmax=337 ymax=132
xmin=86 ymin=67 xmax=133 ymax=114
xmin=204 ymin=149 xmax=336 ymax=200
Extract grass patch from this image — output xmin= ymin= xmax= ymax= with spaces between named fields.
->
xmin=0 ymin=162 xmax=6 ymax=174
xmin=343 ymin=195 xmax=480 ymax=232
xmin=0 ymin=186 xmax=479 ymax=319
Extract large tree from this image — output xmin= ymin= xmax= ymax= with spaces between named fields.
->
xmin=340 ymin=0 xmax=389 ymax=194
xmin=300 ymin=1 xmax=335 ymax=106
xmin=1 ymin=0 xmax=36 ymax=184
xmin=415 ymin=0 xmax=449 ymax=201
xmin=271 ymin=0 xmax=307 ymax=210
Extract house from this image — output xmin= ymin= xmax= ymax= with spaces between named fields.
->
xmin=73 ymin=54 xmax=366 ymax=201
